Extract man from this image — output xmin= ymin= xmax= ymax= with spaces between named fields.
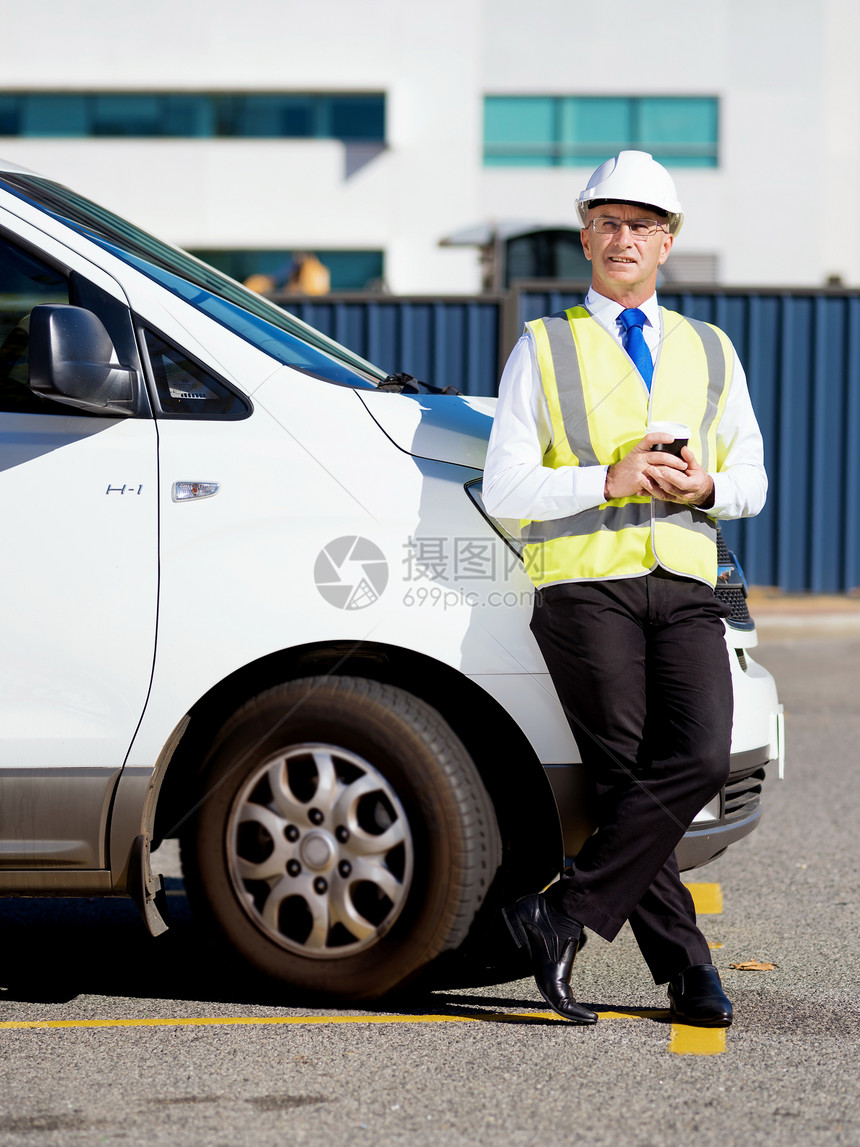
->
xmin=483 ymin=150 xmax=767 ymax=1027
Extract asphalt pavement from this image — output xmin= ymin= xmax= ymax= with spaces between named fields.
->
xmin=0 ymin=609 xmax=858 ymax=1147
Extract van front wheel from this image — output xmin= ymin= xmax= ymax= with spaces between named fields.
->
xmin=180 ymin=676 xmax=500 ymax=999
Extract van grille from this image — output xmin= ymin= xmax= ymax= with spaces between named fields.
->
xmin=724 ymin=767 xmax=766 ymax=822
xmin=715 ymin=529 xmax=753 ymax=629
xmin=717 ymin=586 xmax=751 ymax=626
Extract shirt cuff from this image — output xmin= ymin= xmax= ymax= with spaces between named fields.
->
xmin=708 ymin=471 xmax=729 ymax=517
xmin=580 ymin=465 xmax=611 ymax=507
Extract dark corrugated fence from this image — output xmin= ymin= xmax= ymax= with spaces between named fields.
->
xmin=284 ymin=286 xmax=860 ymax=592
xmin=283 ymin=296 xmax=502 ymax=398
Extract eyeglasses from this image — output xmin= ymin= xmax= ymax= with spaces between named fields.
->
xmin=588 ymin=217 xmax=669 ymax=237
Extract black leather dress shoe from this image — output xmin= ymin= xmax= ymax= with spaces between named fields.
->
xmin=503 ymin=893 xmax=597 ymax=1025
xmin=668 ymin=964 xmax=733 ymax=1027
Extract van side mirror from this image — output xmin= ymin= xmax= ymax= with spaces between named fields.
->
xmin=28 ymin=304 xmax=139 ymax=416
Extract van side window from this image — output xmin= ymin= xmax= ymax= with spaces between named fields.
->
xmin=143 ymin=328 xmax=250 ymax=418
xmin=0 ymin=234 xmax=76 ymax=415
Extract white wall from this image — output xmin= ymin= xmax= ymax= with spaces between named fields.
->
xmin=1 ymin=0 xmax=485 ymax=293
xmin=482 ymin=0 xmax=860 ymax=287
xmin=1 ymin=0 xmax=857 ymax=290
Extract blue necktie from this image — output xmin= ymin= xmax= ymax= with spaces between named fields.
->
xmin=619 ymin=308 xmax=653 ymax=390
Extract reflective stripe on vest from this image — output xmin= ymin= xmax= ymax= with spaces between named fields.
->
xmin=521 ymin=305 xmax=733 ymax=588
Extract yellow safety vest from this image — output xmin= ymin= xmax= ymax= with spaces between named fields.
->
xmin=522 ymin=305 xmax=734 ymax=589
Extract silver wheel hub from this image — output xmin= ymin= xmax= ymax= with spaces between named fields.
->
xmin=299 ymin=831 xmax=335 ymax=872
xmin=227 ymin=743 xmax=414 ymax=958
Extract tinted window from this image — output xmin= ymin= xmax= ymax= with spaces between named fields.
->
xmin=484 ymin=95 xmax=719 ymax=167
xmin=1 ymin=93 xmax=385 ymax=142
xmin=144 ymin=329 xmax=249 ymax=418
xmin=0 ymin=235 xmax=73 ymax=415
xmin=187 ymin=248 xmax=385 ymax=292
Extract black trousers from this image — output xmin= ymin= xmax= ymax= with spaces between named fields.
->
xmin=530 ymin=569 xmax=733 ymax=984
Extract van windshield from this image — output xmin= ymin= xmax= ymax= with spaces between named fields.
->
xmin=0 ymin=172 xmax=387 ymax=390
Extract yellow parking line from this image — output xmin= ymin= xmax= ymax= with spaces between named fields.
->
xmin=685 ymin=883 xmax=724 ymax=915
xmin=0 ymin=1012 xmax=561 ymax=1031
xmin=669 ymin=1025 xmax=727 ymax=1055
xmin=0 ymin=1008 xmax=668 ymax=1032
xmin=0 ymin=1010 xmax=726 ymax=1057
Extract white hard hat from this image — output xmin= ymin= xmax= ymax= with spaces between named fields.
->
xmin=577 ymin=150 xmax=684 ymax=236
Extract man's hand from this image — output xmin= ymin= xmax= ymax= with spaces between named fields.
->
xmin=604 ymin=432 xmax=715 ymax=508
xmin=648 ymin=445 xmax=715 ymax=507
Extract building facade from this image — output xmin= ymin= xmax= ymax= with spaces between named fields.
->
xmin=2 ymin=0 xmax=857 ymax=293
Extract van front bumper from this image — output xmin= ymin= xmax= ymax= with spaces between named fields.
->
xmin=546 ymin=744 xmax=773 ymax=874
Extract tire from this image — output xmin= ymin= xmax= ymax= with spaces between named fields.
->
xmin=180 ymin=676 xmax=501 ymax=1000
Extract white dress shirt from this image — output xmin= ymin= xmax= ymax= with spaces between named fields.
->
xmin=482 ymin=287 xmax=767 ymax=523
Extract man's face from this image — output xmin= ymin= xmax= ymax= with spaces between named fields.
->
xmin=580 ymin=202 xmax=674 ymax=305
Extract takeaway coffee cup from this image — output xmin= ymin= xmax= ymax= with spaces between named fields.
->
xmin=648 ymin=421 xmax=690 ymax=458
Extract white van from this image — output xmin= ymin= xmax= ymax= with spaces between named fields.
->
xmin=0 ymin=160 xmax=783 ymax=999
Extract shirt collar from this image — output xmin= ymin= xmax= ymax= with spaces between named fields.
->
xmin=585 ymin=286 xmax=660 ymax=329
